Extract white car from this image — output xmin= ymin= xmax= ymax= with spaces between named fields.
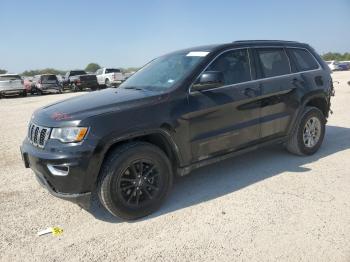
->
xmin=96 ymin=68 xmax=124 ymax=87
xmin=0 ymin=74 xmax=26 ymax=98
xmin=326 ymin=60 xmax=340 ymax=71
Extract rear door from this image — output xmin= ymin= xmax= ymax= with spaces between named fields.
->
xmin=188 ymin=48 xmax=262 ymax=161
xmin=254 ymin=47 xmax=296 ymax=139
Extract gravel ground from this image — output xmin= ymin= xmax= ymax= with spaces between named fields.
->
xmin=0 ymin=72 xmax=350 ymax=262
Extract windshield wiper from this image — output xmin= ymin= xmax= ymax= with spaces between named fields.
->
xmin=123 ymin=86 xmax=144 ymax=90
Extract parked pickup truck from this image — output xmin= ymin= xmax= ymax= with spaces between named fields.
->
xmin=62 ymin=70 xmax=99 ymax=91
xmin=96 ymin=68 xmax=124 ymax=87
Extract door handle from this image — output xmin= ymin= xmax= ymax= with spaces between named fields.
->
xmin=292 ymin=78 xmax=305 ymax=86
xmin=243 ymin=87 xmax=259 ymax=98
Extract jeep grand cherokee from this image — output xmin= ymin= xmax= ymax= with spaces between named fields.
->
xmin=21 ymin=40 xmax=334 ymax=220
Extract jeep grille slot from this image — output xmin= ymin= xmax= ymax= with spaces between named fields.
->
xmin=27 ymin=123 xmax=51 ymax=149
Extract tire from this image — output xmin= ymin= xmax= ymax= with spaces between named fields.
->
xmin=286 ymin=106 xmax=326 ymax=156
xmin=37 ymin=88 xmax=43 ymax=96
xmin=105 ymin=79 xmax=110 ymax=87
xmin=98 ymin=142 xmax=173 ymax=220
xmin=72 ymin=83 xmax=80 ymax=92
xmin=22 ymin=90 xmax=27 ymax=97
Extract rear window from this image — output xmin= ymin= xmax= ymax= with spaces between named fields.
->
xmin=256 ymin=48 xmax=290 ymax=78
xmin=41 ymin=75 xmax=57 ymax=81
xmin=0 ymin=75 xmax=21 ymax=81
xmin=288 ymin=48 xmax=319 ymax=71
xmin=70 ymin=71 xmax=86 ymax=76
xmin=105 ymin=68 xmax=121 ymax=73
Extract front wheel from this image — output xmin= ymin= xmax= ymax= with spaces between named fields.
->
xmin=72 ymin=83 xmax=80 ymax=92
xmin=286 ymin=107 xmax=326 ymax=156
xmin=98 ymin=142 xmax=173 ymax=220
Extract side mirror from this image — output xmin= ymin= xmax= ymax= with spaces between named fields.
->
xmin=192 ymin=71 xmax=224 ymax=91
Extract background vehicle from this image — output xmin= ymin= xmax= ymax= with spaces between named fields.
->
xmin=21 ymin=40 xmax=333 ymax=220
xmin=31 ymin=74 xmax=62 ymax=95
xmin=23 ymin=77 xmax=33 ymax=92
xmin=0 ymin=74 xmax=26 ymax=98
xmin=326 ymin=60 xmax=340 ymax=71
xmin=96 ymin=68 xmax=124 ymax=87
xmin=62 ymin=70 xmax=99 ymax=91
xmin=338 ymin=62 xmax=350 ymax=71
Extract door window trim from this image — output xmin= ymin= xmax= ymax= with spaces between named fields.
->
xmin=189 ymin=46 xmax=322 ymax=94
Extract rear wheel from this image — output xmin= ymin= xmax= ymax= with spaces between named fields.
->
xmin=22 ymin=90 xmax=27 ymax=97
xmin=72 ymin=83 xmax=80 ymax=92
xmin=105 ymin=79 xmax=110 ymax=87
xmin=98 ymin=142 xmax=173 ymax=220
xmin=286 ymin=106 xmax=325 ymax=156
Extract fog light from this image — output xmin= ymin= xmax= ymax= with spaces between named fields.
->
xmin=47 ymin=164 xmax=69 ymax=176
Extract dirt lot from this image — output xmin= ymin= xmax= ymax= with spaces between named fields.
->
xmin=0 ymin=72 xmax=349 ymax=262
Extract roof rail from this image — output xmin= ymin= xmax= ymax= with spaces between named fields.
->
xmin=233 ymin=40 xmax=299 ymax=43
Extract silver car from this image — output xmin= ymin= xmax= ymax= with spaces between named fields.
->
xmin=31 ymin=74 xmax=62 ymax=95
xmin=0 ymin=74 xmax=26 ymax=98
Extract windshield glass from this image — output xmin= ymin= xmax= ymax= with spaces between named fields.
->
xmin=41 ymin=75 xmax=57 ymax=81
xmin=106 ymin=68 xmax=121 ymax=73
xmin=0 ymin=75 xmax=21 ymax=81
xmin=120 ymin=52 xmax=208 ymax=90
xmin=70 ymin=71 xmax=86 ymax=76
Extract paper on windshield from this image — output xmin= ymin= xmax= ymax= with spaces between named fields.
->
xmin=186 ymin=51 xmax=210 ymax=57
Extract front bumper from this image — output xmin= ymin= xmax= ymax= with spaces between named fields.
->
xmin=20 ymin=138 xmax=100 ymax=208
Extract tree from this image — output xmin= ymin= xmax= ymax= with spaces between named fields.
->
xmin=321 ymin=52 xmax=350 ymax=61
xmin=85 ymin=63 xmax=101 ymax=73
xmin=0 ymin=69 xmax=7 ymax=74
xmin=21 ymin=68 xmax=66 ymax=76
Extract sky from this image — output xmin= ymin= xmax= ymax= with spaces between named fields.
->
xmin=1 ymin=0 xmax=349 ymax=73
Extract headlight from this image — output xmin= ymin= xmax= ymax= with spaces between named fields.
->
xmin=50 ymin=127 xmax=88 ymax=143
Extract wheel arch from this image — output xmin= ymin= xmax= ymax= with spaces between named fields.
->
xmin=302 ymin=93 xmax=330 ymax=118
xmin=94 ymin=128 xmax=183 ymax=186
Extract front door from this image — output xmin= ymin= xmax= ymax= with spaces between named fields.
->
xmin=187 ymin=48 xmax=262 ymax=162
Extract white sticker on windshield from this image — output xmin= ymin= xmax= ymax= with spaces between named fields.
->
xmin=186 ymin=51 xmax=210 ymax=57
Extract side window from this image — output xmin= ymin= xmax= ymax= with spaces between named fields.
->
xmin=206 ymin=49 xmax=251 ymax=85
xmin=288 ymin=48 xmax=319 ymax=71
xmin=256 ymin=48 xmax=290 ymax=78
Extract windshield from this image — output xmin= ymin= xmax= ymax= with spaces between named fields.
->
xmin=70 ymin=71 xmax=86 ymax=76
xmin=41 ymin=75 xmax=57 ymax=81
xmin=120 ymin=52 xmax=208 ymax=91
xmin=106 ymin=68 xmax=121 ymax=73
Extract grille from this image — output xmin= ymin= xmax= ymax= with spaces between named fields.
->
xmin=27 ymin=123 xmax=51 ymax=148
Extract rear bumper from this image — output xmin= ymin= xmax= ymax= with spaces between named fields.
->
xmin=0 ymin=89 xmax=25 ymax=95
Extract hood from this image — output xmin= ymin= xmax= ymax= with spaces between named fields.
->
xmin=32 ymin=88 xmax=159 ymax=127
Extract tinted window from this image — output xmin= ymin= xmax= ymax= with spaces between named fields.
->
xmin=289 ymin=48 xmax=319 ymax=71
xmin=257 ymin=48 xmax=290 ymax=78
xmin=105 ymin=68 xmax=121 ymax=73
xmin=206 ymin=49 xmax=251 ymax=85
xmin=70 ymin=71 xmax=86 ymax=76
xmin=41 ymin=75 xmax=57 ymax=82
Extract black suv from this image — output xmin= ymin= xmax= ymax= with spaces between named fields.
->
xmin=21 ymin=40 xmax=334 ymax=220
